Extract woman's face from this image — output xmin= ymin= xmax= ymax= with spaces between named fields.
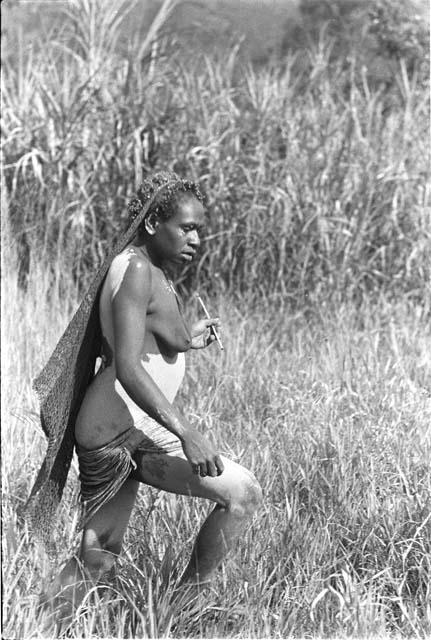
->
xmin=150 ymin=195 xmax=205 ymax=266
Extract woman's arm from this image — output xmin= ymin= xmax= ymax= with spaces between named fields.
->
xmin=112 ymin=255 xmax=223 ymax=477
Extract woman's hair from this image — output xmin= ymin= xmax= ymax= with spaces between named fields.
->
xmin=127 ymin=171 xmax=204 ymax=228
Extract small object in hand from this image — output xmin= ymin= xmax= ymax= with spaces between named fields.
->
xmin=195 ymin=293 xmax=224 ymax=350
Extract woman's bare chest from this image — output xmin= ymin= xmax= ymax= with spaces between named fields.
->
xmin=146 ymin=276 xmax=191 ymax=356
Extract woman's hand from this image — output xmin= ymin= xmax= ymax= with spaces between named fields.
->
xmin=189 ymin=317 xmax=221 ymax=349
xmin=181 ymin=427 xmax=224 ymax=477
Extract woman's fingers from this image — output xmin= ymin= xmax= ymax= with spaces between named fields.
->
xmin=184 ymin=431 xmax=223 ymax=477
xmin=214 ymin=455 xmax=224 ymax=475
xmin=199 ymin=463 xmax=208 ymax=477
xmin=205 ymin=318 xmax=220 ymax=346
xmin=203 ymin=454 xmax=224 ymax=478
xmin=207 ymin=459 xmax=218 ymax=477
xmin=192 ymin=456 xmax=223 ymax=478
xmin=204 ymin=317 xmax=220 ymax=328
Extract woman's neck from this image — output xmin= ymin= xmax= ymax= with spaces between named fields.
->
xmin=132 ymin=239 xmax=170 ymax=273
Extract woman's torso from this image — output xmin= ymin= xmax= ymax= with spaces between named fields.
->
xmin=75 ymin=247 xmax=189 ymax=449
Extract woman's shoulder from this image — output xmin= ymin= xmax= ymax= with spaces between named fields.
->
xmin=107 ymin=247 xmax=153 ymax=300
xmin=110 ymin=246 xmax=151 ymax=270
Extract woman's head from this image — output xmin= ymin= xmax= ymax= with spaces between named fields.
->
xmin=127 ymin=171 xmax=204 ymax=227
xmin=128 ymin=171 xmax=206 ymax=266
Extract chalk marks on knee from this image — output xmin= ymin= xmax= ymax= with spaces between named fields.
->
xmin=220 ymin=466 xmax=263 ymax=517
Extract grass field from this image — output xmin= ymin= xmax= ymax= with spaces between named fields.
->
xmin=2 ymin=256 xmax=431 ymax=638
xmin=2 ymin=0 xmax=431 ymax=637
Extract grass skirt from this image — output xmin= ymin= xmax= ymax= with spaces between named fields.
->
xmin=76 ymin=422 xmax=182 ymax=528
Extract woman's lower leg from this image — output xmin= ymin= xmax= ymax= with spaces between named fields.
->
xmin=180 ymin=481 xmax=262 ymax=585
xmin=42 ymin=478 xmax=138 ymax=618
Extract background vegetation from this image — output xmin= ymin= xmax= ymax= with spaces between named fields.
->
xmin=2 ymin=0 xmax=430 ymax=638
xmin=2 ymin=0 xmax=429 ymax=303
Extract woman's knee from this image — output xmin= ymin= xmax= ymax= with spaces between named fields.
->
xmin=80 ymin=528 xmax=122 ymax=575
xmin=228 ymin=469 xmax=263 ymax=517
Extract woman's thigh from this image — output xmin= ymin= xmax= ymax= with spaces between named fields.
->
xmin=131 ymin=449 xmax=256 ymax=507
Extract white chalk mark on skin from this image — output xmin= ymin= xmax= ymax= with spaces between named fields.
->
xmin=110 ymin=250 xmax=137 ymax=300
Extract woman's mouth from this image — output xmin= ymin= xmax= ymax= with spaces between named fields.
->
xmin=181 ymin=250 xmax=195 ymax=260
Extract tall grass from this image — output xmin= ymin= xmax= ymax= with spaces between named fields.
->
xmin=2 ymin=255 xmax=430 ymax=638
xmin=2 ymin=1 xmax=429 ymax=301
xmin=2 ymin=1 xmax=431 ymax=637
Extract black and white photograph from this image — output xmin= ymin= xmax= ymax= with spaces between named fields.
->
xmin=1 ymin=0 xmax=430 ymax=638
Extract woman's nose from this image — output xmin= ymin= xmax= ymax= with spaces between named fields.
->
xmin=188 ymin=229 xmax=200 ymax=247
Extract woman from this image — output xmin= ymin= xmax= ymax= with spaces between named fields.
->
xmin=30 ymin=171 xmax=262 ymax=614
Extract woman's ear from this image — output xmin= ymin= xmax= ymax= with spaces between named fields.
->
xmin=144 ymin=212 xmax=159 ymax=235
